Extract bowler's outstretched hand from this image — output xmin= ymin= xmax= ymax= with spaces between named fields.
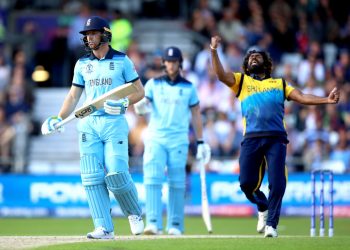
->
xmin=328 ymin=87 xmax=340 ymax=104
xmin=210 ymin=36 xmax=221 ymax=49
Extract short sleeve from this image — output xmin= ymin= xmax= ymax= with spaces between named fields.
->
xmin=231 ymin=72 xmax=243 ymax=95
xmin=144 ymin=78 xmax=154 ymax=101
xmin=72 ymin=61 xmax=84 ymax=87
xmin=189 ymin=85 xmax=199 ymax=107
xmin=285 ymin=82 xmax=296 ymax=99
xmin=123 ymin=55 xmax=139 ymax=83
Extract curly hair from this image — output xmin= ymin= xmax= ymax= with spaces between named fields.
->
xmin=242 ymin=50 xmax=273 ymax=78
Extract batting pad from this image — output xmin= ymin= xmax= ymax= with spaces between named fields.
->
xmin=166 ymin=164 xmax=186 ymax=232
xmin=145 ymin=184 xmax=163 ymax=230
xmin=80 ymin=155 xmax=114 ymax=232
xmin=167 ymin=186 xmax=185 ymax=232
xmin=105 ymin=172 xmax=142 ymax=216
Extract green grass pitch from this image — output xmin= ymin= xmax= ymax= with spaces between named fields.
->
xmin=0 ymin=216 xmax=349 ymax=250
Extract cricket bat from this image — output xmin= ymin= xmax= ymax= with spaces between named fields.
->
xmin=54 ymin=83 xmax=138 ymax=128
xmin=199 ymin=158 xmax=213 ymax=234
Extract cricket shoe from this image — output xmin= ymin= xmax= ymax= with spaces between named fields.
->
xmin=144 ymin=224 xmax=163 ymax=235
xmin=128 ymin=215 xmax=144 ymax=235
xmin=264 ymin=225 xmax=278 ymax=238
xmin=168 ymin=227 xmax=182 ymax=235
xmin=87 ymin=227 xmax=114 ymax=239
xmin=257 ymin=210 xmax=268 ymax=233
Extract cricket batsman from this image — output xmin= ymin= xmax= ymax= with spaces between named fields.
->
xmin=41 ymin=16 xmax=145 ymax=239
xmin=134 ymin=46 xmax=211 ymax=235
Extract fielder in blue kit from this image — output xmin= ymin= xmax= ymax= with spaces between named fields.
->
xmin=134 ymin=46 xmax=211 ymax=235
xmin=210 ymin=36 xmax=340 ymax=237
xmin=41 ymin=16 xmax=145 ymax=239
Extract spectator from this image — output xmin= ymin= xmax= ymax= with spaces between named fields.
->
xmin=217 ymin=8 xmax=244 ymax=45
xmin=302 ymin=76 xmax=325 ymax=97
xmin=329 ymin=127 xmax=350 ymax=173
xmin=141 ymin=49 xmax=164 ymax=83
xmin=110 ymin=9 xmax=133 ymax=52
xmin=66 ymin=1 xmax=91 ymax=79
xmin=0 ymin=105 xmax=15 ymax=172
xmin=297 ymin=41 xmax=326 ymax=86
xmin=0 ymin=52 xmax=10 ymax=93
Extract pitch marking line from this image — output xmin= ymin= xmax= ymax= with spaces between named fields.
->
xmin=0 ymin=235 xmax=309 ymax=240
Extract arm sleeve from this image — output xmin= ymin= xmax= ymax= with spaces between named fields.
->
xmin=285 ymin=82 xmax=296 ymax=100
xmin=231 ymin=72 xmax=243 ymax=95
xmin=123 ymin=55 xmax=139 ymax=83
xmin=144 ymin=79 xmax=154 ymax=101
xmin=189 ymin=85 xmax=200 ymax=107
xmin=72 ymin=61 xmax=85 ymax=87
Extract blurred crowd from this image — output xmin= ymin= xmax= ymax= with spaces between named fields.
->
xmin=1 ymin=0 xmax=350 ymax=174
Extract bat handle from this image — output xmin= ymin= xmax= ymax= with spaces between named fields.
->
xmin=54 ymin=115 xmax=76 ymax=129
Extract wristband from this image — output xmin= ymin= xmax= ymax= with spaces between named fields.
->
xmin=197 ymin=140 xmax=204 ymax=144
xmin=209 ymin=44 xmax=217 ymax=50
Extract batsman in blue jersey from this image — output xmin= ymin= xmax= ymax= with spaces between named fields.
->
xmin=41 ymin=16 xmax=145 ymax=239
xmin=210 ymin=36 xmax=340 ymax=238
xmin=134 ymin=46 xmax=211 ymax=235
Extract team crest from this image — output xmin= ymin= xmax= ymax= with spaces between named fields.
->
xmin=179 ymin=89 xmax=183 ymax=96
xmin=86 ymin=63 xmax=93 ymax=73
xmin=110 ymin=62 xmax=114 ymax=70
xmin=168 ymin=48 xmax=173 ymax=56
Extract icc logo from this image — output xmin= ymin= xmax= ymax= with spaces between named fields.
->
xmin=86 ymin=63 xmax=93 ymax=73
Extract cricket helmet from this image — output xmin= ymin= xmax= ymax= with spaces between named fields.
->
xmin=80 ymin=16 xmax=112 ymax=51
xmin=162 ymin=46 xmax=183 ymax=63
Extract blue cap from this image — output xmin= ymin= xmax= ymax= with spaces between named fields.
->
xmin=162 ymin=46 xmax=183 ymax=62
xmin=79 ymin=16 xmax=110 ymax=35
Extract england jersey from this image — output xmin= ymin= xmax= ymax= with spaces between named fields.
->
xmin=145 ymin=75 xmax=199 ymax=146
xmin=72 ymin=47 xmax=139 ymax=116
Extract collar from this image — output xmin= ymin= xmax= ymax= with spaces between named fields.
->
xmin=165 ymin=74 xmax=183 ymax=85
xmin=250 ymin=74 xmax=267 ymax=81
xmin=89 ymin=46 xmax=117 ymax=60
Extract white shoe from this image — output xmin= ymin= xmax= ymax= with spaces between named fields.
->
xmin=257 ymin=211 xmax=268 ymax=233
xmin=128 ymin=215 xmax=144 ymax=235
xmin=144 ymin=224 xmax=162 ymax=235
xmin=264 ymin=225 xmax=278 ymax=238
xmin=87 ymin=227 xmax=114 ymax=239
xmin=168 ymin=227 xmax=182 ymax=235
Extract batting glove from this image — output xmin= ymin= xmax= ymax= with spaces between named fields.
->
xmin=41 ymin=116 xmax=64 ymax=135
xmin=196 ymin=140 xmax=211 ymax=164
xmin=104 ymin=98 xmax=129 ymax=115
xmin=134 ymin=97 xmax=151 ymax=115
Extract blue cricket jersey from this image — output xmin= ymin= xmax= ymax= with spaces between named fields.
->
xmin=145 ymin=74 xmax=199 ymax=146
xmin=72 ymin=47 xmax=139 ymax=116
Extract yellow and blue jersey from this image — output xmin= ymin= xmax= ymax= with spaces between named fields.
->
xmin=231 ymin=73 xmax=295 ymax=138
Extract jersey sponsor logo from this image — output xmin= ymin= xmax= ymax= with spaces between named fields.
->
xmin=89 ymin=78 xmax=112 ymax=87
xmin=75 ymin=105 xmax=96 ymax=118
xmin=86 ymin=63 xmax=93 ymax=74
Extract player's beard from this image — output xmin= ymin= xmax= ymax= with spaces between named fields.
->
xmin=248 ymin=63 xmax=265 ymax=75
xmin=89 ymin=42 xmax=101 ymax=51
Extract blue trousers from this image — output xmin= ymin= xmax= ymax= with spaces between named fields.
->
xmin=239 ymin=136 xmax=288 ymax=229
